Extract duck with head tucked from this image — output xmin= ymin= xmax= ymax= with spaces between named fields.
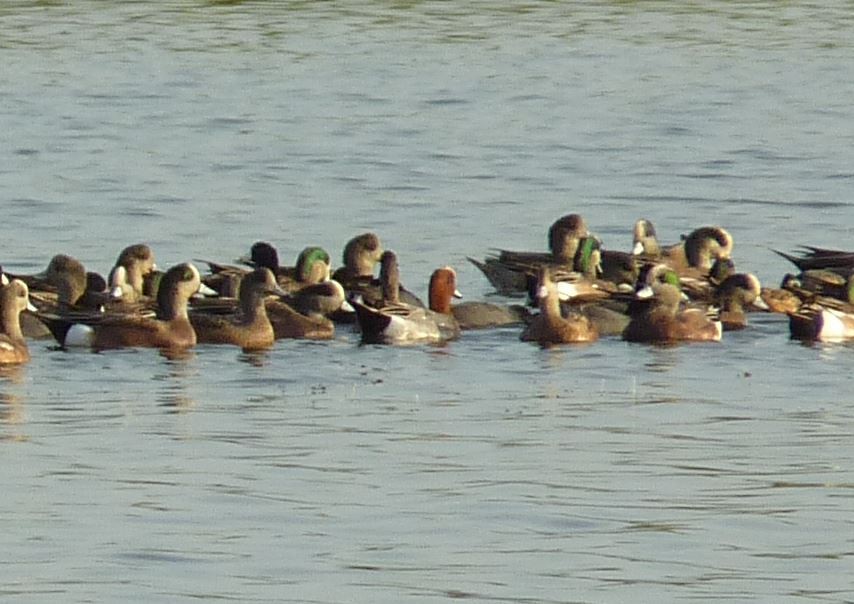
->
xmin=622 ymin=263 xmax=722 ymax=343
xmin=0 ymin=280 xmax=35 ymax=364
xmin=352 ymin=257 xmax=460 ymax=345
xmin=713 ymin=273 xmax=768 ymax=331
xmin=663 ymin=226 xmax=734 ymax=278
xmin=520 ymin=267 xmax=598 ymax=345
xmin=43 ymin=262 xmax=201 ymax=351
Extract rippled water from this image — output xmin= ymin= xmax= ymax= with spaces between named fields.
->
xmin=1 ymin=2 xmax=853 ymax=602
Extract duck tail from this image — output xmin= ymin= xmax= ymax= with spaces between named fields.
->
xmin=351 ymin=301 xmax=391 ymax=343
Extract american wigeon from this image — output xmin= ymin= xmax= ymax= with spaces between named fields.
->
xmin=599 ymin=219 xmax=662 ymax=288
xmin=202 ymin=244 xmax=331 ymax=297
xmin=265 ymin=299 xmax=335 ymax=340
xmin=108 ymin=243 xmax=157 ymax=303
xmin=576 ymin=302 xmax=630 ymax=337
xmin=469 ymin=213 xmax=590 ymax=295
xmin=353 ymin=266 xmax=460 ymax=345
xmin=520 ymin=267 xmax=598 ymax=345
xmin=190 ymin=268 xmax=287 ymax=351
xmin=760 ymin=285 xmax=802 ymax=315
xmin=678 ymin=257 xmax=737 ymax=302
xmin=632 ymin=218 xmax=661 ymax=257
xmin=714 ymin=273 xmax=768 ymax=331
xmin=346 ymin=250 xmax=424 ymax=309
xmin=664 ymin=226 xmax=734 ymax=276
xmin=622 ymin=279 xmax=722 ymax=343
xmin=23 ymin=254 xmax=109 ymax=312
xmin=332 ymin=232 xmax=384 ymax=286
xmin=282 ymin=280 xmax=352 ymax=319
xmin=44 ymin=262 xmax=200 ymax=351
xmin=0 ymin=280 xmax=33 ymax=364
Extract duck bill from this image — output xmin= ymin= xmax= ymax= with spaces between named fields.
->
xmin=635 ymin=285 xmax=655 ymax=299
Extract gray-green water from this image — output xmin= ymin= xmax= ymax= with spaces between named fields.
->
xmin=1 ymin=2 xmax=853 ymax=602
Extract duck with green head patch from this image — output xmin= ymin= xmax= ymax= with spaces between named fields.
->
xmin=623 ymin=263 xmax=722 ymax=343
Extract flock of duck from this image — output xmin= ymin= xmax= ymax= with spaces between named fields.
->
xmin=0 ymin=213 xmax=850 ymax=364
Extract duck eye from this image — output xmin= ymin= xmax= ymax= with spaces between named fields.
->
xmin=183 ymin=269 xmax=194 ymax=281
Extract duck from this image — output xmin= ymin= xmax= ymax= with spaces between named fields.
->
xmin=331 ymin=232 xmax=385 ymax=289
xmin=760 ymin=284 xmax=803 ymax=315
xmin=520 ymin=267 xmax=598 ymax=345
xmin=108 ymin=243 xmax=157 ymax=303
xmin=352 ymin=265 xmax=461 ymax=345
xmin=622 ymin=275 xmax=722 ymax=343
xmin=281 ymin=279 xmax=352 ymax=320
xmin=242 ymin=243 xmax=333 ymax=290
xmin=678 ymin=257 xmax=737 ymax=302
xmin=421 ymin=265 xmax=529 ymax=330
xmin=41 ymin=262 xmax=201 ymax=351
xmin=202 ymin=244 xmax=332 ymax=297
xmin=631 ymin=218 xmax=661 ymax=257
xmin=0 ymin=280 xmax=34 ymax=364
xmin=468 ymin=213 xmax=590 ymax=295
xmin=663 ymin=226 xmax=734 ymax=277
xmin=22 ymin=254 xmax=108 ymax=312
xmin=345 ymin=250 xmax=424 ymax=310
xmin=598 ymin=219 xmax=662 ymax=289
xmin=714 ymin=273 xmax=768 ymax=330
xmin=773 ymin=245 xmax=854 ymax=274
xmin=788 ymin=299 xmax=854 ymax=342
xmin=265 ymin=298 xmax=335 ymax=340
xmin=8 ymin=254 xmax=110 ymax=339
xmin=190 ymin=268 xmax=287 ymax=351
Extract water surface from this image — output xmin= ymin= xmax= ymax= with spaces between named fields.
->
xmin=1 ymin=2 xmax=853 ymax=602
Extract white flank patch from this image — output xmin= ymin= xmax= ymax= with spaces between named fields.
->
xmin=385 ymin=314 xmax=410 ymax=341
xmin=65 ymin=324 xmax=94 ymax=348
xmin=0 ymin=342 xmax=14 ymax=351
xmin=819 ymin=309 xmax=852 ymax=341
xmin=339 ymin=299 xmax=355 ymax=313
xmin=555 ymin=282 xmax=577 ymax=301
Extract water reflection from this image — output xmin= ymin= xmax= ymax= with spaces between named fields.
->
xmin=0 ymin=392 xmax=27 ymax=442
xmin=154 ymin=350 xmax=197 ymax=413
xmin=238 ymin=350 xmax=270 ymax=367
